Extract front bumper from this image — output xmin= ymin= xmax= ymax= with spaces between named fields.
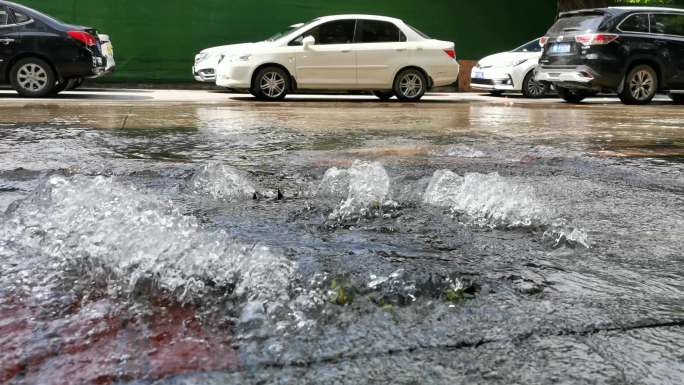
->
xmin=193 ymin=66 xmax=216 ymax=82
xmin=470 ymin=67 xmax=516 ymax=91
xmin=215 ymin=63 xmax=252 ymax=89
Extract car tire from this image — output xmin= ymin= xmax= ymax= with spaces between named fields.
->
xmin=521 ymin=71 xmax=549 ymax=98
xmin=394 ymin=68 xmax=427 ymax=102
xmin=251 ymin=66 xmax=289 ymax=101
xmin=668 ymin=92 xmax=684 ymax=104
xmin=10 ymin=58 xmax=56 ymax=98
xmin=619 ymin=65 xmax=658 ymax=105
xmin=373 ymin=91 xmax=394 ymax=101
xmin=557 ymin=87 xmax=589 ymax=103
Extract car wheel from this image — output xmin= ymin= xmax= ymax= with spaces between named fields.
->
xmin=10 ymin=58 xmax=56 ymax=98
xmin=670 ymin=92 xmax=684 ymax=104
xmin=522 ymin=71 xmax=548 ymax=98
xmin=394 ymin=68 xmax=427 ymax=102
xmin=619 ymin=65 xmax=658 ymax=105
xmin=251 ymin=66 xmax=289 ymax=101
xmin=557 ymin=87 xmax=589 ymax=103
xmin=373 ymin=91 xmax=394 ymax=101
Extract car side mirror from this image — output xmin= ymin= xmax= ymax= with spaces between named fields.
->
xmin=302 ymin=35 xmax=315 ymax=48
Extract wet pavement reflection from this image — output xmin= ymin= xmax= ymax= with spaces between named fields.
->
xmin=0 ymin=96 xmax=683 ymax=384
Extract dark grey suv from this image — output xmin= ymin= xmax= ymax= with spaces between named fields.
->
xmin=536 ymin=7 xmax=684 ymax=105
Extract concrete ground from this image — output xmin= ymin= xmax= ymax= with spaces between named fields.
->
xmin=0 ymin=87 xmax=680 ymax=106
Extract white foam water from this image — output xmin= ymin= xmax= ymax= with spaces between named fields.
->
xmin=0 ymin=175 xmax=294 ymax=320
xmin=327 ymin=160 xmax=392 ymax=220
xmin=189 ymin=163 xmax=256 ymax=200
xmin=423 ymin=170 xmax=590 ymax=247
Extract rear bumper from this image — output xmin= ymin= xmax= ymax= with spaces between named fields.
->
xmin=535 ymin=63 xmax=622 ymax=91
xmin=535 ymin=66 xmax=594 ymax=84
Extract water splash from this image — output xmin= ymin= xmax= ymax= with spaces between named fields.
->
xmin=423 ymin=170 xmax=590 ymax=247
xmin=327 ymin=160 xmax=392 ymax=220
xmin=424 ymin=171 xmax=550 ymax=228
xmin=189 ymin=163 xmax=256 ymax=200
xmin=0 ymin=176 xmax=294 ymax=318
xmin=316 ymin=167 xmax=350 ymax=198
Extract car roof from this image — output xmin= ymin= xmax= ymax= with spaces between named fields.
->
xmin=316 ymin=14 xmax=404 ymax=24
xmin=560 ymin=6 xmax=684 ymax=18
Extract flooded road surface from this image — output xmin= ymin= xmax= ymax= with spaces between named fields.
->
xmin=1 ymin=91 xmax=683 ymax=384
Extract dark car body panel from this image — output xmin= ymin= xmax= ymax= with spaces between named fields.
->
xmin=539 ymin=7 xmax=684 ymax=92
xmin=0 ymin=0 xmax=106 ymax=83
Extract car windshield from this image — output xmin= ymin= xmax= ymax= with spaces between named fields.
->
xmin=265 ymin=19 xmax=317 ymax=42
xmin=512 ymin=39 xmax=541 ymax=52
xmin=547 ymin=13 xmax=606 ymax=35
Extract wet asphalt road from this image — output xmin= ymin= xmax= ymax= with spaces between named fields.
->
xmin=0 ymin=89 xmax=683 ymax=385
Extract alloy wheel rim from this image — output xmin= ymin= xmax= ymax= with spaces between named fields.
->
xmin=399 ymin=73 xmax=423 ymax=98
xmin=629 ymin=70 xmax=654 ymax=101
xmin=527 ymin=78 xmax=546 ymax=96
xmin=17 ymin=64 xmax=48 ymax=92
xmin=260 ymin=72 xmax=285 ymax=98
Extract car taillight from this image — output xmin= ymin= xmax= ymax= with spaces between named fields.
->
xmin=574 ymin=33 xmax=618 ymax=46
xmin=67 ymin=31 xmax=97 ymax=47
xmin=444 ymin=48 xmax=456 ymax=59
xmin=540 ymin=36 xmax=549 ymax=47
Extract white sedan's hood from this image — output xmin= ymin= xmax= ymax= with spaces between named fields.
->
xmin=477 ymin=51 xmax=541 ymax=68
xmin=198 ymin=42 xmax=271 ymax=56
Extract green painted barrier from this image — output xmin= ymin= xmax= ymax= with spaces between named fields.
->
xmin=17 ymin=1 xmax=559 ymax=82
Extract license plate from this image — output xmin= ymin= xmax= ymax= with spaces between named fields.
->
xmin=474 ymin=71 xmax=484 ymax=79
xmin=550 ymin=43 xmax=571 ymax=54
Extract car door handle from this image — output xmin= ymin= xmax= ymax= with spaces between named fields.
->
xmin=0 ymin=38 xmax=15 ymax=45
xmin=340 ymin=49 xmax=352 ymax=53
xmin=396 ymin=48 xmax=406 ymax=52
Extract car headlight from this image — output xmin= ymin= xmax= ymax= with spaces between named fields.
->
xmin=195 ymin=52 xmax=209 ymax=64
xmin=217 ymin=54 xmax=226 ymax=64
xmin=509 ymin=58 xmax=528 ymax=67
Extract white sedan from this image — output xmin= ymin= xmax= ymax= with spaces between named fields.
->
xmin=213 ymin=15 xmax=460 ymax=101
xmin=470 ymin=38 xmax=548 ymax=98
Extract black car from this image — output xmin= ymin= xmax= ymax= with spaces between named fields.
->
xmin=536 ymin=7 xmax=684 ymax=105
xmin=0 ymin=1 xmax=109 ymax=97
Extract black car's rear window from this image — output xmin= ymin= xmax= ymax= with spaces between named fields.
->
xmin=547 ymin=14 xmax=606 ymax=35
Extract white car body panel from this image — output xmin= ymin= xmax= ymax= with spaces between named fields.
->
xmin=208 ymin=15 xmax=459 ymax=93
xmin=470 ymin=40 xmax=542 ymax=93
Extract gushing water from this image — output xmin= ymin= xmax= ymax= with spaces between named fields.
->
xmin=0 ymin=176 xmax=294 ymax=318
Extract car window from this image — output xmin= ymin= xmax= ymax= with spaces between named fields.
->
xmin=547 ymin=13 xmax=606 ymax=35
xmin=0 ymin=8 xmax=8 ymax=25
xmin=407 ymin=24 xmax=430 ymax=39
xmin=513 ymin=39 xmax=541 ymax=52
xmin=619 ymin=14 xmax=650 ymax=33
xmin=290 ymin=20 xmax=356 ymax=46
xmin=651 ymin=13 xmax=684 ymax=36
xmin=356 ymin=20 xmax=405 ymax=43
xmin=13 ymin=11 xmax=31 ymax=24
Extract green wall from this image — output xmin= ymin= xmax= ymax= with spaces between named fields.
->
xmin=17 ymin=1 xmax=557 ymax=82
